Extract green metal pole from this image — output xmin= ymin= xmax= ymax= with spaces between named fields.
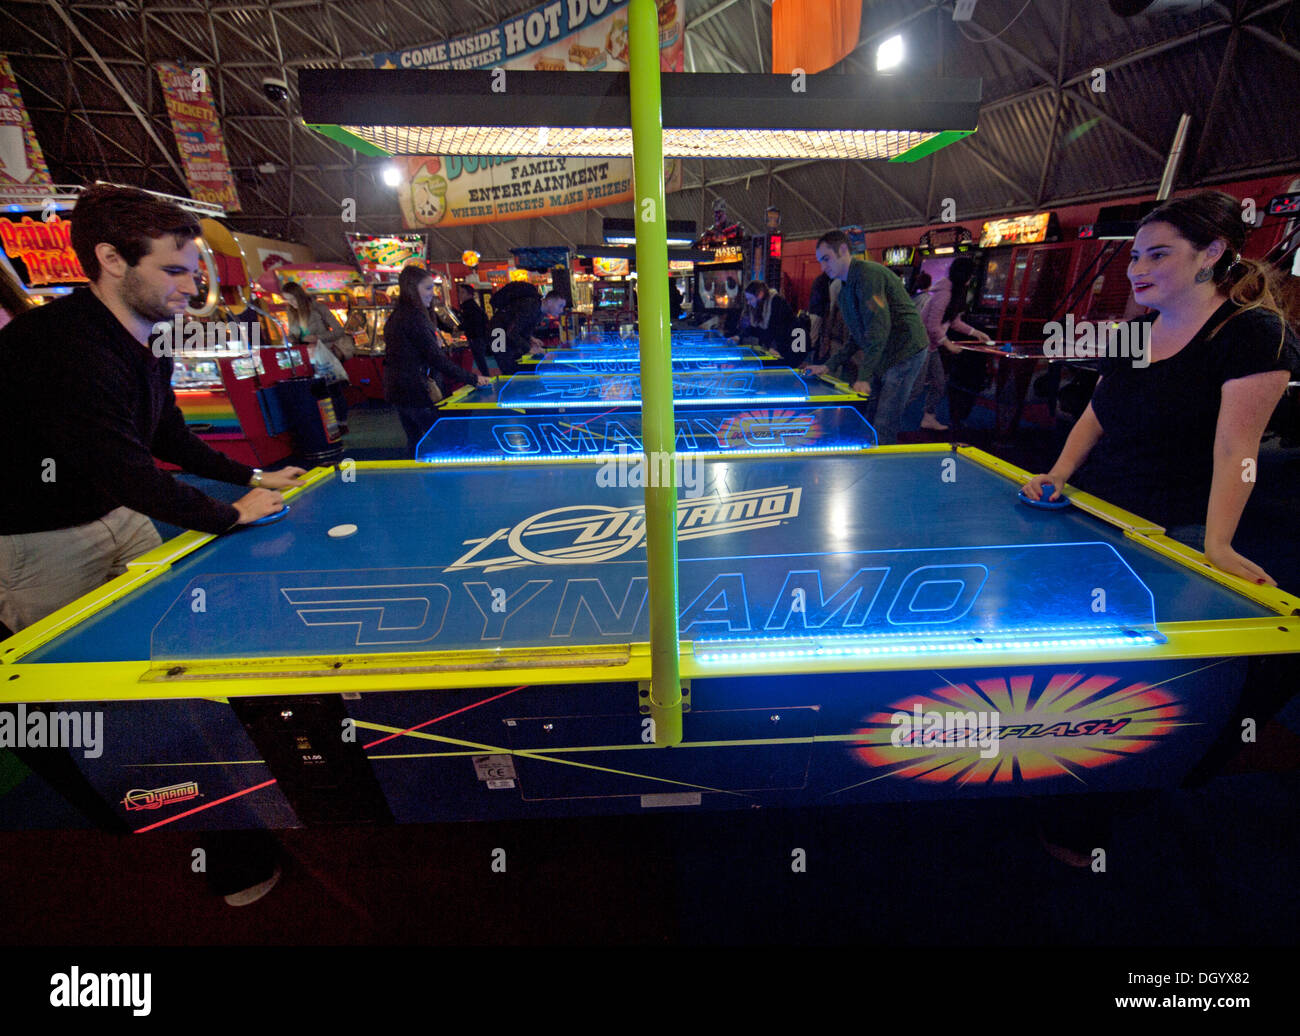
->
xmin=628 ymin=0 xmax=681 ymax=748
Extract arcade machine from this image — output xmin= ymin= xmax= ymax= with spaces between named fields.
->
xmin=168 ymin=236 xmax=331 ymax=468
xmin=915 ymin=225 xmax=976 ymax=302
xmin=591 ymin=265 xmax=637 ymax=333
xmin=881 ymin=244 xmax=920 ymax=291
xmin=693 ymin=200 xmax=747 ymax=334
xmin=968 ymin=211 xmax=1068 ymax=340
xmin=341 ymin=232 xmax=429 ymax=398
xmin=751 ymin=206 xmax=783 ymax=294
xmin=262 ymin=264 xmax=367 ymax=343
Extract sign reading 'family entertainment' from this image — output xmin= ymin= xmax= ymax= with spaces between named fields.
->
xmin=397 ymin=155 xmax=681 ymax=230
xmin=384 ymin=1 xmax=685 ymax=229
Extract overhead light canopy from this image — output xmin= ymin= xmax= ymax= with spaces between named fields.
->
xmin=299 ymin=70 xmax=980 ymax=162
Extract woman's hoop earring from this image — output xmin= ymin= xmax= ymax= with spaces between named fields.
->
xmin=1194 ymin=267 xmax=1214 ymax=284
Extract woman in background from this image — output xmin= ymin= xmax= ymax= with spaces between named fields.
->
xmin=383 ymin=266 xmax=488 ymax=456
xmin=734 ymin=280 xmax=798 ymax=364
xmin=916 ymin=257 xmax=991 ymax=432
xmin=282 ymin=280 xmax=352 ymax=426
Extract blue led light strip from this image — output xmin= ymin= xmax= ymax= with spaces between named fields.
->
xmin=693 ymin=630 xmax=1163 ymax=665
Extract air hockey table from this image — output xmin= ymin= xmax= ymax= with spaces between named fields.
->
xmin=951 ymin=340 xmax=1096 ymax=439
xmin=517 ymin=342 xmax=787 ymax=370
xmin=2 ymin=445 xmax=1296 ymax=831
xmin=440 ymin=368 xmax=868 ymax=417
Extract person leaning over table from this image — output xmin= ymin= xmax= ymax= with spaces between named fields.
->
xmin=732 ymin=280 xmax=799 ymax=365
xmin=383 ymin=264 xmax=489 ymax=457
xmin=915 ymin=256 xmax=992 ymax=432
xmin=1022 ymin=190 xmax=1298 ymax=587
xmin=805 ymin=230 xmax=929 ymax=445
xmin=0 ymin=183 xmax=305 ymax=638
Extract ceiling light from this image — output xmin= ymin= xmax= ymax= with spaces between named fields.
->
xmin=877 ymin=35 xmax=904 ymax=72
xmin=299 ymin=70 xmax=980 ymax=163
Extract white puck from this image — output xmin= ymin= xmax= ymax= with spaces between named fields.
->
xmin=328 ymin=524 xmax=358 ymax=539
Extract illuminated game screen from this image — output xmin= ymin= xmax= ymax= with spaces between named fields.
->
xmin=979 ymin=255 xmax=1010 ymax=308
xmin=594 ymin=282 xmax=631 ymax=310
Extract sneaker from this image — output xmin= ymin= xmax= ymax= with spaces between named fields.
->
xmin=223 ymin=863 xmax=281 ymax=907
xmin=920 ymin=413 xmax=949 ymax=431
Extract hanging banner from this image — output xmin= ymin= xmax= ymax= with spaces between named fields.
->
xmin=0 ymin=55 xmax=55 ymax=203
xmin=0 ymin=213 xmax=87 ymax=288
xmin=154 ymin=62 xmax=241 ymax=212
xmin=396 ymin=154 xmax=682 ymax=229
xmin=373 ymin=0 xmax=684 ymax=72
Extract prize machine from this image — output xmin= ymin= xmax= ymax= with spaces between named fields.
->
xmin=179 ymin=226 xmax=340 ymax=466
xmin=194 ymin=223 xmax=347 ymax=465
xmin=589 ymin=218 xmax=699 ymax=333
xmin=669 ymin=258 xmax=696 ymax=320
xmin=342 ymin=232 xmax=429 ymax=397
xmin=752 ymin=206 xmax=784 ymax=292
xmin=261 ymin=264 xmax=367 ymax=344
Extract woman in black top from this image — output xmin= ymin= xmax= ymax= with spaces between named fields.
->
xmin=1024 ymin=191 xmax=1296 ymax=586
xmin=733 ymin=281 xmax=798 ymax=364
xmin=383 ymin=266 xmax=488 ymax=456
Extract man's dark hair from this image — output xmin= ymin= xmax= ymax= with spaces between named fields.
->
xmin=70 ymin=183 xmax=201 ymax=282
xmin=816 ymin=229 xmax=851 ymax=253
xmin=543 ymin=290 xmax=565 ymax=303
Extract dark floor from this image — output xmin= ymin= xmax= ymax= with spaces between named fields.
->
xmin=1 ymin=761 xmax=1296 ymax=945
xmin=3 ymin=385 xmax=1298 ymax=946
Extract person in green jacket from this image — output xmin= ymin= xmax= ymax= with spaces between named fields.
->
xmin=806 ymin=230 xmax=929 ymax=445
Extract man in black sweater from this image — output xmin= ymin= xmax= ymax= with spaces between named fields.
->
xmin=487 ymin=282 xmax=567 ymax=375
xmin=454 ymin=282 xmax=491 ymax=377
xmin=0 ymin=184 xmax=305 ymax=635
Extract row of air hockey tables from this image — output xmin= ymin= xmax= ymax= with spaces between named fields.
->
xmin=1 ymin=334 xmax=1297 ymax=832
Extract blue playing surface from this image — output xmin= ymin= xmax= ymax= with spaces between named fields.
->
xmin=451 ymin=369 xmax=845 ymax=409
xmin=25 ymin=453 xmax=1273 ymax=665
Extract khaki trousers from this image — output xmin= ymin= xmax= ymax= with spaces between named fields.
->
xmin=0 ymin=507 xmax=162 ymax=634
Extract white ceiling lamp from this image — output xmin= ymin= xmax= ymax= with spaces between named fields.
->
xmin=877 ymin=35 xmax=904 ymax=72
